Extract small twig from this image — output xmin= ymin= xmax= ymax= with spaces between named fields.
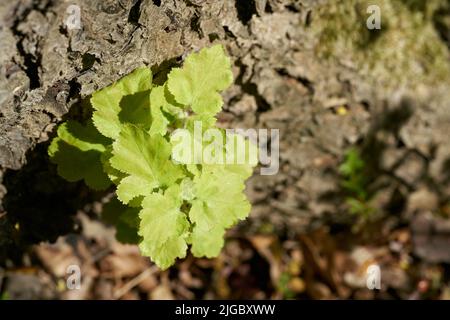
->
xmin=114 ymin=266 xmax=158 ymax=299
xmin=91 ymin=248 xmax=112 ymax=263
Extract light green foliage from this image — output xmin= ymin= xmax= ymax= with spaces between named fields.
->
xmin=91 ymin=67 xmax=152 ymax=139
xmin=339 ymin=148 xmax=375 ymax=217
xmin=167 ymin=44 xmax=233 ymax=116
xmin=189 ymin=168 xmax=250 ymax=257
xmin=148 ymin=85 xmax=171 ymax=136
xmin=48 ymin=120 xmax=112 ymax=190
xmin=48 ymin=45 xmax=256 ymax=269
xmin=139 ymin=185 xmax=190 ymax=269
xmin=102 ymin=197 xmax=141 ymax=244
xmin=339 ymin=148 xmax=367 ymax=200
xmin=110 ymin=124 xmax=184 ymax=203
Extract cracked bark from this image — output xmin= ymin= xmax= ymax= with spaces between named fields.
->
xmin=0 ymin=0 xmax=449 ymax=262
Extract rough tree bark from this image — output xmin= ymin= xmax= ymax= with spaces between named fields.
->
xmin=1 ymin=0 xmax=450 ymax=262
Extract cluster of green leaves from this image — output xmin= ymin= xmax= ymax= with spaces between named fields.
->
xmin=339 ymin=148 xmax=375 ymax=217
xmin=49 ymin=45 xmax=257 ymax=269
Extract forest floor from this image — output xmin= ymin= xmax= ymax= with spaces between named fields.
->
xmin=2 ymin=206 xmax=450 ymax=300
xmin=1 ymin=0 xmax=450 ymax=299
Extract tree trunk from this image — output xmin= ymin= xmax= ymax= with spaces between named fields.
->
xmin=1 ymin=0 xmax=449 ymax=262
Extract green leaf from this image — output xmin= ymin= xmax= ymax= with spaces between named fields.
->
xmin=339 ymin=148 xmax=365 ymax=176
xmin=48 ymin=120 xmax=112 ymax=190
xmin=91 ymin=67 xmax=152 ymax=139
xmin=188 ymin=168 xmax=250 ymax=257
xmin=167 ymin=45 xmax=233 ymax=116
xmin=116 ymin=207 xmax=141 ymax=244
xmin=149 ymin=85 xmax=172 ymax=136
xmin=188 ymin=220 xmax=225 ymax=258
xmin=139 ymin=185 xmax=189 ymax=269
xmin=185 ymin=114 xmax=217 ymax=132
xmin=102 ymin=197 xmax=141 ymax=244
xmin=100 ymin=146 xmax=126 ymax=185
xmin=116 ymin=175 xmax=157 ymax=204
xmin=118 ymin=90 xmax=151 ymax=128
xmin=170 ymin=125 xmax=257 ymax=180
xmin=56 ymin=120 xmax=111 ymax=151
xmin=180 ymin=178 xmax=195 ymax=201
xmin=110 ymin=124 xmax=185 ymax=203
xmin=210 ymin=131 xmax=258 ymax=180
xmin=161 ymin=85 xmax=186 ymax=119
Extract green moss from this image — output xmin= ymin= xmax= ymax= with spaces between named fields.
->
xmin=311 ymin=0 xmax=450 ymax=89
